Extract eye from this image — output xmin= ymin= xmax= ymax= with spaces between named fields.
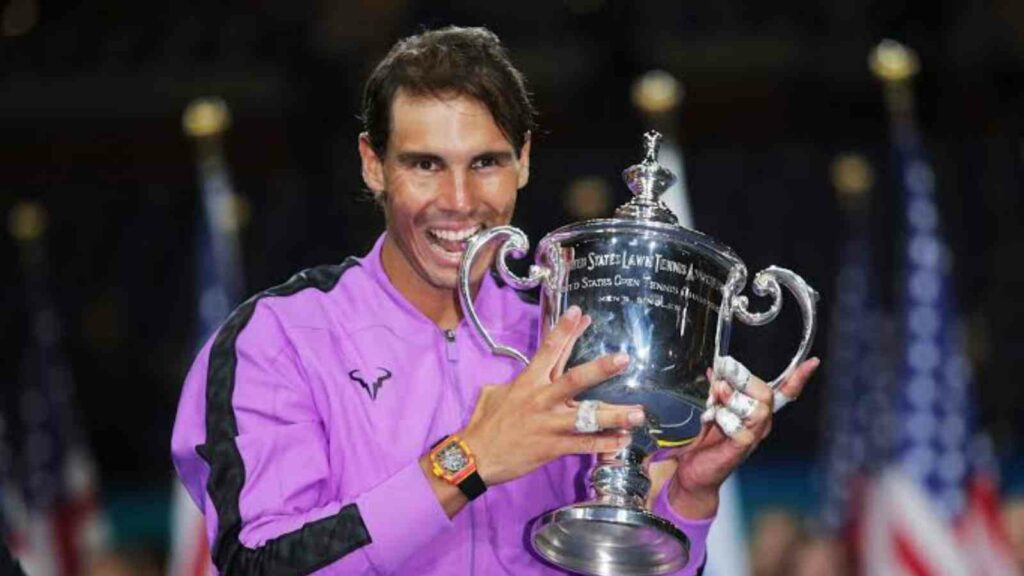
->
xmin=415 ymin=159 xmax=439 ymax=171
xmin=471 ymin=156 xmax=500 ymax=170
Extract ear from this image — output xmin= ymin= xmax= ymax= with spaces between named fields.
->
xmin=358 ymin=132 xmax=386 ymax=196
xmin=516 ymin=131 xmax=532 ymax=189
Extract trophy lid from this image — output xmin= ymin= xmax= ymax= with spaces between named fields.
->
xmin=615 ymin=131 xmax=679 ymax=225
xmin=541 ymin=129 xmax=743 ymax=271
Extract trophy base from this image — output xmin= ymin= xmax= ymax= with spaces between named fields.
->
xmin=530 ymin=503 xmax=689 ymax=576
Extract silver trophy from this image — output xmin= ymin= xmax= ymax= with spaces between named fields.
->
xmin=459 ymin=131 xmax=818 ymax=576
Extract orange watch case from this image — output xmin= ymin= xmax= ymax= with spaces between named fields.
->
xmin=429 ymin=435 xmax=478 ymax=485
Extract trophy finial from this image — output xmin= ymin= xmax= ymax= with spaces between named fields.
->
xmin=615 ymin=131 xmax=678 ymax=224
xmin=643 ymin=130 xmax=662 ymax=163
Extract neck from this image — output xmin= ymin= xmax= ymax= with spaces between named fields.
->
xmin=380 ymin=235 xmax=479 ymax=330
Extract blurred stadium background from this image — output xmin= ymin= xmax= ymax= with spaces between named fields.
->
xmin=2 ymin=0 xmax=1023 ymax=574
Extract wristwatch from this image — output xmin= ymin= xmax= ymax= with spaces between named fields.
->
xmin=429 ymin=434 xmax=487 ymax=501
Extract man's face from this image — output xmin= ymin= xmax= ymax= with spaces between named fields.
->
xmin=359 ymin=90 xmax=531 ymax=293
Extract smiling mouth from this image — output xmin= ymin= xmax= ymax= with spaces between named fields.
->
xmin=426 ymin=225 xmax=482 ymax=260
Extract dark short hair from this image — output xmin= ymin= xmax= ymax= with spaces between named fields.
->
xmin=361 ymin=26 xmax=536 ymax=156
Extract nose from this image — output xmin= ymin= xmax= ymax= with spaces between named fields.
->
xmin=437 ymin=169 xmax=474 ymax=214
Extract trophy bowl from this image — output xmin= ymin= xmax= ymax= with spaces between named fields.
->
xmin=459 ymin=131 xmax=818 ymax=576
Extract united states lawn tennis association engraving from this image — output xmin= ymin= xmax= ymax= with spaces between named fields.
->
xmin=566 ymin=249 xmax=722 ymax=313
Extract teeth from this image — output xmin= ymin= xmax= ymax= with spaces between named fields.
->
xmin=430 ymin=226 xmax=480 ymax=242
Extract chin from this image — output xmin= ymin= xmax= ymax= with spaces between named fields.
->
xmin=431 ymin=265 xmax=486 ymax=292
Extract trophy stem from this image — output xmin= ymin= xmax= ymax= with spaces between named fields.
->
xmin=591 ymin=434 xmax=651 ymax=509
xmin=530 ymin=425 xmax=689 ymax=575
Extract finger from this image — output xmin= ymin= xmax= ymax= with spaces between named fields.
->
xmin=695 ymin=408 xmax=726 ymax=449
xmin=551 ymin=352 xmax=630 ymax=401
xmin=704 ymin=378 xmax=766 ymax=434
xmin=724 ymin=387 xmax=764 ymax=421
xmin=714 ymin=379 xmax=774 ymax=442
xmin=742 ymin=372 xmax=772 ymax=405
xmin=551 ymin=314 xmax=592 ymax=379
xmin=525 ymin=306 xmax=583 ymax=381
xmin=709 ymin=376 xmax=733 ymax=407
xmin=773 ymin=390 xmax=794 ymax=412
xmin=714 ymin=407 xmax=755 ymax=446
xmin=560 ymin=402 xmax=645 ymax=432
xmin=774 ymin=357 xmax=820 ymax=412
xmin=714 ymin=355 xmax=752 ymax=393
xmin=701 ymin=369 xmax=725 ymax=424
xmin=560 ymin=430 xmax=633 ymax=455
xmin=717 ymin=356 xmax=772 ymax=404
xmin=705 ymin=367 xmax=718 ymax=408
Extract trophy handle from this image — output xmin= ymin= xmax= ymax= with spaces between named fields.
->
xmin=727 ymin=266 xmax=819 ymax=389
xmin=459 ymin=225 xmax=549 ymax=366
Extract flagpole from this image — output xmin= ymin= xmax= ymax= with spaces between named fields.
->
xmin=5 ymin=201 xmax=60 ymax=576
xmin=183 ymin=97 xmax=231 ymax=165
xmin=869 ymin=40 xmax=920 ymax=128
xmin=167 ymin=97 xmax=244 ymax=576
xmin=182 ymin=96 xmax=246 ymax=340
xmin=820 ymin=151 xmax=874 ymax=527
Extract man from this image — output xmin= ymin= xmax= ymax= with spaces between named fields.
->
xmin=172 ymin=26 xmax=818 ymax=575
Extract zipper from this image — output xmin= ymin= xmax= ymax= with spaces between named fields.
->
xmin=444 ymin=329 xmax=459 ymax=362
xmin=442 ymin=328 xmax=475 ymax=574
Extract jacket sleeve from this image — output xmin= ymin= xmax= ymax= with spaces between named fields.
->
xmin=649 ymin=482 xmax=713 ymax=576
xmin=171 ymin=299 xmax=452 ymax=576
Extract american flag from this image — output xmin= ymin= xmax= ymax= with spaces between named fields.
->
xmin=820 ymin=191 xmax=896 ymax=539
xmin=862 ymin=123 xmax=1014 ymax=575
xmin=167 ymin=121 xmax=245 ymax=576
xmin=2 ymin=206 xmax=110 ymax=576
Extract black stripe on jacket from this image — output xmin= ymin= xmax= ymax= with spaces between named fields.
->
xmin=196 ymin=259 xmax=371 ymax=575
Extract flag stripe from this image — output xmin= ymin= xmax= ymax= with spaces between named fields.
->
xmin=893 ymin=529 xmax=931 ymax=576
xmin=189 ymin=517 xmax=209 ymax=576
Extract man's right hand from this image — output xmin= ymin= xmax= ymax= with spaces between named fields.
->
xmin=459 ymin=305 xmax=644 ymax=487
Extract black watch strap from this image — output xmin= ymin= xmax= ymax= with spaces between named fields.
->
xmin=458 ymin=471 xmax=487 ymax=501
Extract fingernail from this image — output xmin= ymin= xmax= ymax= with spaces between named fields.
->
xmin=628 ymin=410 xmax=645 ymax=425
xmin=565 ymin=305 xmax=581 ymax=320
xmin=613 ymin=353 xmax=630 ymax=367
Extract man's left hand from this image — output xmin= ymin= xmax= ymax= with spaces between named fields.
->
xmin=665 ymin=356 xmax=820 ymax=519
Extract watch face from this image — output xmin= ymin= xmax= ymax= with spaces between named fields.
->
xmin=438 ymin=443 xmax=470 ymax=474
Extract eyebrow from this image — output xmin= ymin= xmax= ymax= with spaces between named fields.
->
xmin=396 ymin=152 xmax=445 ymax=165
xmin=473 ymin=150 xmax=516 ymax=163
xmin=394 ymin=150 xmax=516 ymax=165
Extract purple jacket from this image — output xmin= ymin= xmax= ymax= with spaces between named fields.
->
xmin=172 ymin=234 xmax=711 ymax=575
